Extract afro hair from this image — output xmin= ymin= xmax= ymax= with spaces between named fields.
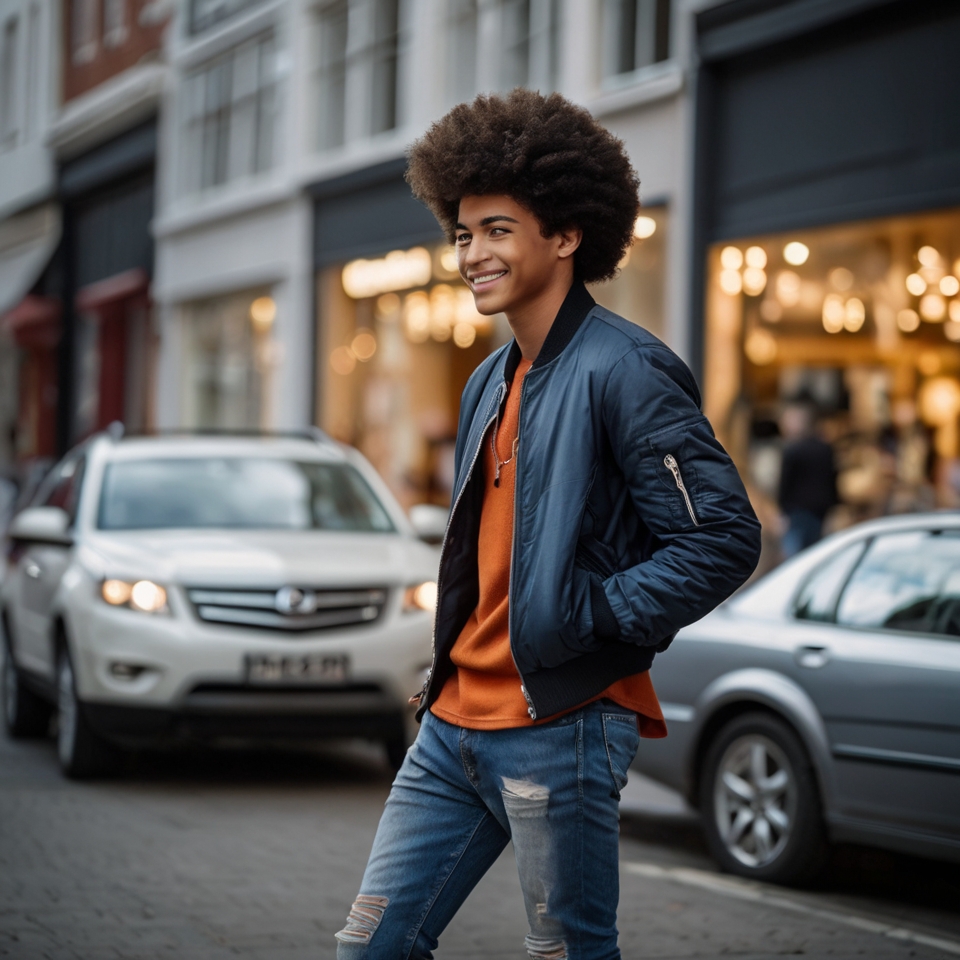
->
xmin=405 ymin=89 xmax=641 ymax=285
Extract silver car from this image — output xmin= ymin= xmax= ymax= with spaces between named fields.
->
xmin=636 ymin=512 xmax=960 ymax=884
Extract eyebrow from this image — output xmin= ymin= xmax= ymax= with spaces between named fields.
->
xmin=454 ymin=215 xmax=520 ymax=230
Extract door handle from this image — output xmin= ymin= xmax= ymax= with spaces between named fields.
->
xmin=24 ymin=561 xmax=42 ymax=579
xmin=795 ymin=645 xmax=829 ymax=669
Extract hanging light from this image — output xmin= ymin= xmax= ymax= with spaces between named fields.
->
xmin=822 ymin=294 xmax=845 ymax=333
xmin=920 ymin=294 xmax=947 ymax=322
xmin=897 ymin=309 xmax=920 ymax=332
xmin=783 ymin=242 xmax=809 ymax=266
xmin=720 ymin=246 xmax=743 ymax=270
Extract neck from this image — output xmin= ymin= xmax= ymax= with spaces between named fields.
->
xmin=505 ymin=273 xmax=575 ymax=361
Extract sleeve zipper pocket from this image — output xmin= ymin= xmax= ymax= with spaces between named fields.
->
xmin=663 ymin=454 xmax=700 ymax=526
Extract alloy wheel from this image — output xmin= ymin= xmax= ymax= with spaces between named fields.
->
xmin=713 ymin=733 xmax=796 ymax=869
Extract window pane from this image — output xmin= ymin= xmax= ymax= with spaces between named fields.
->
xmin=98 ymin=459 xmax=395 ymax=532
xmin=370 ymin=0 xmax=399 ymax=135
xmin=501 ymin=0 xmax=530 ymax=90
xmin=316 ymin=0 xmax=348 ymax=149
xmin=794 ymin=541 xmax=865 ymax=622
xmin=447 ymin=0 xmax=477 ymax=105
xmin=603 ymin=0 xmax=670 ymax=78
xmin=835 ymin=531 xmax=960 ymax=637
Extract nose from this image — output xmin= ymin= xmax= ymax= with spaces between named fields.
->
xmin=460 ymin=236 xmax=491 ymax=271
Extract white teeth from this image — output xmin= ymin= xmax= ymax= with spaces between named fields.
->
xmin=472 ymin=271 xmax=506 ymax=284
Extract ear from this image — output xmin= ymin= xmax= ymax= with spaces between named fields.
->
xmin=556 ymin=226 xmax=583 ymax=260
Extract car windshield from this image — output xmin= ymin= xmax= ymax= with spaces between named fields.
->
xmin=98 ymin=457 xmax=395 ymax=532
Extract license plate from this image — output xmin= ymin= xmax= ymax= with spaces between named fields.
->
xmin=245 ymin=653 xmax=350 ymax=685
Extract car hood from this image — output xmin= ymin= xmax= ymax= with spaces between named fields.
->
xmin=80 ymin=529 xmax=440 ymax=588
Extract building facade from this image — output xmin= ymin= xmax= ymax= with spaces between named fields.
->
xmin=153 ymin=0 xmax=681 ymax=508
xmin=0 ymin=0 xmax=60 ymax=490
xmin=7 ymin=0 xmax=958 ymax=546
xmin=0 ymin=0 xmax=171 ymax=510
xmin=689 ymin=0 xmax=960 ymax=552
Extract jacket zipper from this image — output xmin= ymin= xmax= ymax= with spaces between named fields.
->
xmin=663 ymin=454 xmax=700 ymax=526
xmin=508 ymin=377 xmax=537 ymax=720
xmin=411 ymin=384 xmax=507 ymax=708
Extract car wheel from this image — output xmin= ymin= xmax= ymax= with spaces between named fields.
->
xmin=2 ymin=637 xmax=53 ymax=738
xmin=700 ymin=712 xmax=827 ymax=885
xmin=56 ymin=648 xmax=118 ymax=779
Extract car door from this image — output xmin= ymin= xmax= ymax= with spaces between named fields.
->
xmin=787 ymin=528 xmax=960 ymax=842
xmin=12 ymin=454 xmax=85 ymax=679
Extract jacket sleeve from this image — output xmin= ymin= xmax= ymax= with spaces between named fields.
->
xmin=595 ymin=344 xmax=762 ymax=648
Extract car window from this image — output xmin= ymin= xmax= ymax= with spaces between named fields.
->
xmin=34 ymin=454 xmax=86 ymax=525
xmin=794 ymin=541 xmax=865 ymax=622
xmin=835 ymin=530 xmax=960 ymax=637
xmin=97 ymin=457 xmax=396 ymax=532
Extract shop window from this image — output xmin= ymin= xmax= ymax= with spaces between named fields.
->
xmin=589 ymin=206 xmax=668 ymax=342
xmin=703 ymin=207 xmax=960 ymax=546
xmin=183 ymin=33 xmax=277 ymax=194
xmin=1 ymin=16 xmax=19 ymax=147
xmin=602 ymin=0 xmax=670 ymax=80
xmin=312 ymin=0 xmax=400 ymax=151
xmin=318 ymin=244 xmax=506 ymax=508
xmin=180 ymin=289 xmax=279 ymax=431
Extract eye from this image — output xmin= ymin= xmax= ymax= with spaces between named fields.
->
xmin=455 ymin=233 xmax=471 ymax=245
xmin=489 ymin=227 xmax=509 ymax=237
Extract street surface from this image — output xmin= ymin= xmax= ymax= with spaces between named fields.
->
xmin=2 ymin=730 xmax=960 ymax=959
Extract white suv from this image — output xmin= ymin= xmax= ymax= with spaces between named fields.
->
xmin=1 ymin=432 xmax=440 ymax=778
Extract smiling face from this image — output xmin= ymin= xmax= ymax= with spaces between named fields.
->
xmin=455 ymin=195 xmax=581 ymax=321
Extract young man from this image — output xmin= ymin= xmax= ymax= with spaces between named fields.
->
xmin=336 ymin=90 xmax=761 ymax=960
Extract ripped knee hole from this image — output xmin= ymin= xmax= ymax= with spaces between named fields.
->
xmin=335 ymin=894 xmax=389 ymax=944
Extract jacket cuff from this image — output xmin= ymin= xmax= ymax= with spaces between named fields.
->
xmin=590 ymin=574 xmax=621 ymax=640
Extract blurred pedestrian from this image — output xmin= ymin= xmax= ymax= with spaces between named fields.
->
xmin=778 ymin=400 xmax=837 ymax=558
xmin=335 ymin=90 xmax=761 ymax=960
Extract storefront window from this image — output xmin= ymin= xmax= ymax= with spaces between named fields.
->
xmin=590 ymin=206 xmax=667 ymax=342
xmin=704 ymin=207 xmax=960 ymax=543
xmin=318 ymin=213 xmax=668 ymax=509
xmin=318 ymin=244 xmax=507 ymax=508
xmin=181 ymin=288 xmax=278 ymax=430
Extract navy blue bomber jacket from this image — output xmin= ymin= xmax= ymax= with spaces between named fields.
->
xmin=415 ymin=282 xmax=762 ymax=723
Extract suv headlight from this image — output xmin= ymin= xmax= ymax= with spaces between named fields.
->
xmin=102 ymin=579 xmax=169 ymax=614
xmin=403 ymin=581 xmax=437 ymax=613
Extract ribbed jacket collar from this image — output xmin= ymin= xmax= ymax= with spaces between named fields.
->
xmin=503 ymin=281 xmax=596 ymax=382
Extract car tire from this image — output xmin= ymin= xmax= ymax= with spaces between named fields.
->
xmin=699 ymin=711 xmax=828 ymax=885
xmin=384 ymin=735 xmax=409 ymax=772
xmin=56 ymin=647 xmax=119 ymax=779
xmin=2 ymin=636 xmax=53 ymax=738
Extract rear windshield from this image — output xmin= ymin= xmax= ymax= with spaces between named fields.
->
xmin=98 ymin=458 xmax=395 ymax=532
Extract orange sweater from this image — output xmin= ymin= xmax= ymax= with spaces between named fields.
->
xmin=432 ymin=358 xmax=667 ymax=737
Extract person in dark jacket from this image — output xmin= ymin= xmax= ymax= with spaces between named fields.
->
xmin=336 ymin=90 xmax=761 ymax=960
xmin=777 ymin=400 xmax=837 ymax=557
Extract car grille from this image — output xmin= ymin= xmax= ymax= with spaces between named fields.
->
xmin=186 ymin=586 xmax=388 ymax=632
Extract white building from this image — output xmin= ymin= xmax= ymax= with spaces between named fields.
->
xmin=153 ymin=0 xmax=695 ymax=506
xmin=0 ymin=0 xmax=60 ymax=475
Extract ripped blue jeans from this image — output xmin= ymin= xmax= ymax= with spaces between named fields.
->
xmin=336 ymin=700 xmax=640 ymax=960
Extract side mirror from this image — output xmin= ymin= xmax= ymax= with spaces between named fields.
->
xmin=409 ymin=504 xmax=448 ymax=545
xmin=8 ymin=506 xmax=72 ymax=545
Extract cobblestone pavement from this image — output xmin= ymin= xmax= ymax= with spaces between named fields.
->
xmin=2 ymin=731 xmax=959 ymax=960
